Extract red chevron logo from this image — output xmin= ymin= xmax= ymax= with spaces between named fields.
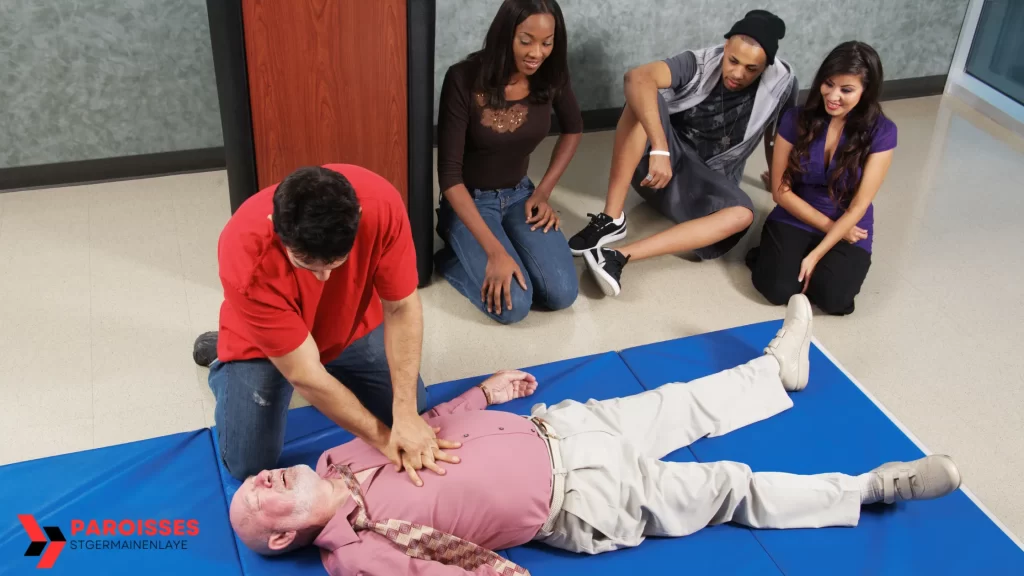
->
xmin=18 ymin=514 xmax=66 ymax=569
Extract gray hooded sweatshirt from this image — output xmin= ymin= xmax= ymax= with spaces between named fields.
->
xmin=659 ymin=44 xmax=799 ymax=183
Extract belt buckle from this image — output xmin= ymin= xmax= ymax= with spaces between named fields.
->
xmin=531 ymin=417 xmax=557 ymax=440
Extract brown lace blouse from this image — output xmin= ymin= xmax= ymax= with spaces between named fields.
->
xmin=436 ymin=60 xmax=583 ymax=194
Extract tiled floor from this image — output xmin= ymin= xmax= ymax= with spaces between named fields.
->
xmin=1 ymin=95 xmax=1022 ymax=539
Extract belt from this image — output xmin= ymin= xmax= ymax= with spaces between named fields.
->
xmin=530 ymin=416 xmax=567 ymax=533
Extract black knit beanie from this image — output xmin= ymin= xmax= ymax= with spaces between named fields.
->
xmin=724 ymin=9 xmax=787 ymax=65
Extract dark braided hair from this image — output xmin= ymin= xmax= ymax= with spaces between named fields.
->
xmin=785 ymin=41 xmax=887 ymax=206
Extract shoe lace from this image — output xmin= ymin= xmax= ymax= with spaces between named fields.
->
xmin=577 ymin=213 xmax=611 ymax=243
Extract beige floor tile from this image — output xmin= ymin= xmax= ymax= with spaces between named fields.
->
xmin=93 ymin=400 xmax=206 ymax=448
xmin=87 ymin=176 xmax=199 ymax=414
xmin=90 ymin=322 xmax=201 ymax=414
xmin=0 ymin=418 xmax=93 ymax=465
xmin=171 ymin=170 xmax=232 ymax=336
xmin=0 ymin=383 xmax=93 ymax=430
xmin=0 ymin=186 xmax=92 ymax=397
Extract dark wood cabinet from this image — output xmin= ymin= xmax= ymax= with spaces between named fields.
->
xmin=207 ymin=0 xmax=435 ymax=284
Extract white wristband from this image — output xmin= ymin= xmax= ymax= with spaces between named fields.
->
xmin=649 ymin=150 xmax=670 ymax=157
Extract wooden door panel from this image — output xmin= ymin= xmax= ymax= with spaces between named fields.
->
xmin=242 ymin=0 xmax=408 ymax=201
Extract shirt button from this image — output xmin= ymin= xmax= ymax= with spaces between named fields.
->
xmin=499 ymin=427 xmax=504 ymax=430
xmin=463 ymin=434 xmax=469 ymax=437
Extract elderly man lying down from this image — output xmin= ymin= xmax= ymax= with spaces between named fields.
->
xmin=228 ymin=294 xmax=961 ymax=575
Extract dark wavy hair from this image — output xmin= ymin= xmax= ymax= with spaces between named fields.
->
xmin=465 ymin=0 xmax=569 ymax=109
xmin=786 ymin=41 xmax=886 ymax=206
xmin=272 ymin=166 xmax=361 ymax=264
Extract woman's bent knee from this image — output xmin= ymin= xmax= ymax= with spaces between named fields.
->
xmin=485 ymin=287 xmax=533 ymax=325
xmin=538 ymin=268 xmax=579 ymax=311
xmin=752 ymin=270 xmax=798 ymax=306
xmin=812 ymin=292 xmax=857 ymax=316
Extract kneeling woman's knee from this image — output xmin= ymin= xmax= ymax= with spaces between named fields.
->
xmin=540 ymin=270 xmax=579 ymax=311
xmin=489 ymin=287 xmax=533 ymax=325
xmin=812 ymin=291 xmax=856 ymax=316
xmin=752 ymin=269 xmax=798 ymax=306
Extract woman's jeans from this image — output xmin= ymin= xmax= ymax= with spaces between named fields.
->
xmin=436 ymin=177 xmax=578 ymax=324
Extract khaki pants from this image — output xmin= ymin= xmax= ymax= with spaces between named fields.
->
xmin=530 ymin=355 xmax=862 ymax=555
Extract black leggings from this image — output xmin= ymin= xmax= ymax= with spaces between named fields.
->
xmin=747 ymin=220 xmax=871 ymax=316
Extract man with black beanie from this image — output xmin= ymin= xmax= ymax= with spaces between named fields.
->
xmin=570 ymin=10 xmax=798 ymax=298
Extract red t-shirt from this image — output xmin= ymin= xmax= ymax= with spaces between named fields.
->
xmin=215 ymin=164 xmax=418 ymax=364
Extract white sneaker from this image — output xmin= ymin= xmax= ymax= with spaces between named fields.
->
xmin=870 ymin=455 xmax=962 ymax=504
xmin=764 ymin=294 xmax=813 ymax=391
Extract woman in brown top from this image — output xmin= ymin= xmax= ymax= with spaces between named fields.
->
xmin=436 ymin=0 xmax=583 ymax=324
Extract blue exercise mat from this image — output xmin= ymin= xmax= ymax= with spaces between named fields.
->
xmin=0 ymin=430 xmax=241 ymax=576
xmin=619 ymin=320 xmax=1024 ymax=575
xmin=7 ymin=323 xmax=1021 ymax=576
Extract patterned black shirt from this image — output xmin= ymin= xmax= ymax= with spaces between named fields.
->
xmin=671 ymin=77 xmax=759 ymax=162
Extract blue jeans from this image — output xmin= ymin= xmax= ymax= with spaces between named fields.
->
xmin=208 ymin=324 xmax=426 ymax=480
xmin=436 ymin=177 xmax=578 ymax=324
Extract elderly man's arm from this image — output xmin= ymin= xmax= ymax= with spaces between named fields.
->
xmin=324 ymin=532 xmax=505 ymax=575
xmin=425 ymin=370 xmax=539 ymax=418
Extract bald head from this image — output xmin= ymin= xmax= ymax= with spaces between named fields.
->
xmin=229 ymin=465 xmax=340 ymax=556
xmin=229 ymin=486 xmax=278 ymax=555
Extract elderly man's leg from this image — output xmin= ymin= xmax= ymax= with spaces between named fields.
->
xmin=637 ymin=453 xmax=962 ymax=537
xmin=537 ymin=296 xmax=811 ymax=459
xmin=638 ymin=458 xmax=862 ymax=535
xmin=543 ymin=354 xmax=793 ymax=460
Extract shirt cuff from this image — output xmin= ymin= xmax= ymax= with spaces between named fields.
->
xmin=461 ymin=386 xmax=489 ymax=410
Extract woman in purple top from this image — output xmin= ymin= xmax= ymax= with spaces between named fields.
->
xmin=747 ymin=41 xmax=897 ymax=315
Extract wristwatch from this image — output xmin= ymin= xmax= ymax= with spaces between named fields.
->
xmin=478 ymin=384 xmax=493 ymax=405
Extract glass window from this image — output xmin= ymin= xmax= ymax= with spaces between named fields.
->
xmin=965 ymin=0 xmax=1024 ymax=106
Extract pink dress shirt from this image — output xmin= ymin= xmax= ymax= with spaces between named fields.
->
xmin=313 ymin=387 xmax=553 ymax=575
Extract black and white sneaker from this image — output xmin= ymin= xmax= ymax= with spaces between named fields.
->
xmin=584 ymin=248 xmax=630 ymax=297
xmin=193 ymin=331 xmax=219 ymax=367
xmin=568 ymin=212 xmax=627 ymax=256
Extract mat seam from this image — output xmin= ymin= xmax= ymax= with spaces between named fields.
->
xmin=203 ymin=429 xmax=246 ymax=576
xmin=617 ymin=347 xmax=787 ymax=575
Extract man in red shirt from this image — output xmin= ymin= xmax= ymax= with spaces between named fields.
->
xmin=194 ymin=164 xmax=458 ymax=483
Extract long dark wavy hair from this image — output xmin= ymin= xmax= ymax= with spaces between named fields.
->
xmin=465 ymin=0 xmax=569 ymax=109
xmin=785 ymin=41 xmax=886 ymax=206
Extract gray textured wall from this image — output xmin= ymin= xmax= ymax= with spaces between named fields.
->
xmin=434 ymin=0 xmax=970 ymax=120
xmin=0 ymin=0 xmax=222 ymax=169
xmin=1 ymin=0 xmax=968 ymax=170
